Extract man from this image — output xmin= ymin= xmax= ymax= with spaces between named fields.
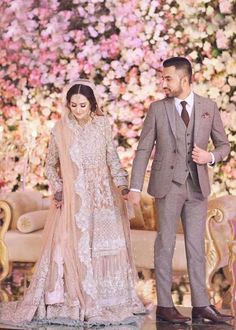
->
xmin=129 ymin=57 xmax=232 ymax=324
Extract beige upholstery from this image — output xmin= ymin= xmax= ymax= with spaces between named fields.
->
xmin=5 ymin=229 xmax=43 ymax=262
xmin=0 ymin=190 xmax=49 ymax=230
xmin=17 ymin=210 xmax=48 ymax=233
xmin=131 ymin=230 xmax=186 ymax=272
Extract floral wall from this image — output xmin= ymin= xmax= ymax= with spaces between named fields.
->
xmin=0 ymin=0 xmax=235 ymax=195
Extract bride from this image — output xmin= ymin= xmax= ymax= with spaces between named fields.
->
xmin=0 ymin=79 xmax=145 ymax=327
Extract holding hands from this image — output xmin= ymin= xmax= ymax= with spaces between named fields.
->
xmin=53 ymin=191 xmax=63 ymax=208
xmin=118 ymin=186 xmax=130 ymax=200
xmin=128 ymin=191 xmax=141 ymax=205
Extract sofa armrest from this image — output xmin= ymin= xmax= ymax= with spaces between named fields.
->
xmin=0 ymin=200 xmax=11 ymax=281
xmin=205 ymin=195 xmax=236 ymax=291
xmin=0 ymin=190 xmax=46 ymax=229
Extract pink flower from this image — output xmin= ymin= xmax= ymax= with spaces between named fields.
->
xmin=221 ymin=159 xmax=236 ymax=179
xmin=216 ymin=30 xmax=229 ymax=49
xmin=28 ymin=68 xmax=41 ymax=87
xmin=221 ymin=112 xmax=231 ymax=127
xmin=219 ymin=0 xmax=232 ymax=14
xmin=88 ymin=26 xmax=98 ymax=38
xmin=100 ymin=35 xmax=120 ymax=59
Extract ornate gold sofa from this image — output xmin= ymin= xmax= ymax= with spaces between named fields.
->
xmin=0 ymin=186 xmax=236 ymax=307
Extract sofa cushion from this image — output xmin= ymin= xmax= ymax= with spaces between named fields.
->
xmin=130 ymin=230 xmax=187 ymax=272
xmin=17 ymin=210 xmax=49 ymax=233
xmin=5 ymin=229 xmax=43 ymax=262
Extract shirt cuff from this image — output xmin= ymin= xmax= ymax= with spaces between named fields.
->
xmin=130 ymin=188 xmax=141 ymax=192
xmin=209 ymin=152 xmax=215 ymax=165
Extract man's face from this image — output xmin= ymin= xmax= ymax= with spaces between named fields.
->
xmin=162 ymin=66 xmax=185 ymax=98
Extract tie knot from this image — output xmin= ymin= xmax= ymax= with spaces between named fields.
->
xmin=180 ymin=101 xmax=187 ymax=108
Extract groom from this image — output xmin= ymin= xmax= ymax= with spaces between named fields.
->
xmin=129 ymin=57 xmax=232 ymax=324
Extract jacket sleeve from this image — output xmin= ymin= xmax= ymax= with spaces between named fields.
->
xmin=45 ymin=132 xmax=63 ymax=194
xmin=130 ymin=102 xmax=157 ymax=190
xmin=210 ymin=103 xmax=230 ymax=163
xmin=105 ymin=117 xmax=128 ymax=187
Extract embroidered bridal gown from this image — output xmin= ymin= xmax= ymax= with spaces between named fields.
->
xmin=0 ymin=113 xmax=144 ymax=327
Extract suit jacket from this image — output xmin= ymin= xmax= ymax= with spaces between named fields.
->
xmin=130 ymin=93 xmax=230 ymax=198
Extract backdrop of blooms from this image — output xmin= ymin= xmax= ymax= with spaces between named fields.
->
xmin=0 ymin=0 xmax=235 ymax=195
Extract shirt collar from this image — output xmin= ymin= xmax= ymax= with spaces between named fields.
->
xmin=174 ymin=91 xmax=194 ymax=108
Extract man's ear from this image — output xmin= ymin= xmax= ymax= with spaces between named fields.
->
xmin=182 ymin=75 xmax=190 ymax=86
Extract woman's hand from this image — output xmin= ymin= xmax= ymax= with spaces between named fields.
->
xmin=53 ymin=191 xmax=63 ymax=208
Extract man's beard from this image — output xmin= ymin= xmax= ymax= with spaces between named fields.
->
xmin=164 ymin=86 xmax=183 ymax=98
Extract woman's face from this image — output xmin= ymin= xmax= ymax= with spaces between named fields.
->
xmin=69 ymin=93 xmax=91 ymax=121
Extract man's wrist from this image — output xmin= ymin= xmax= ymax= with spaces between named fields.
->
xmin=209 ymin=152 xmax=215 ymax=165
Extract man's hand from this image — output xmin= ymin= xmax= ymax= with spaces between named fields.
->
xmin=192 ymin=144 xmax=212 ymax=165
xmin=128 ymin=191 xmax=141 ymax=205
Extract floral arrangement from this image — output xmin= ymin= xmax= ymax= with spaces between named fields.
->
xmin=0 ymin=0 xmax=235 ymax=195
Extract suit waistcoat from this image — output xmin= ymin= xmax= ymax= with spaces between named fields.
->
xmin=172 ymin=106 xmax=200 ymax=187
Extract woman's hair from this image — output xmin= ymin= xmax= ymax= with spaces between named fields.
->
xmin=66 ymin=84 xmax=97 ymax=112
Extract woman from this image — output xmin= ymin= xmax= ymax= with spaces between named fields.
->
xmin=0 ymin=79 xmax=144 ymax=327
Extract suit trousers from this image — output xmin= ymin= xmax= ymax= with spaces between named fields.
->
xmin=154 ymin=176 xmax=210 ymax=307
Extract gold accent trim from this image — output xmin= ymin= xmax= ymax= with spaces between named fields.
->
xmin=228 ymin=236 xmax=236 ymax=315
xmin=205 ymin=208 xmax=223 ymax=303
xmin=0 ymin=200 xmax=11 ymax=301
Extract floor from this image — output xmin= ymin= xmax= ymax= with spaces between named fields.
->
xmin=0 ymin=307 xmax=235 ymax=330
xmin=0 ymin=265 xmax=234 ymax=329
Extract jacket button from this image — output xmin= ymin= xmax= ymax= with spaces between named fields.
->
xmin=170 ymin=165 xmax=174 ymax=169
xmin=173 ymin=150 xmax=176 ymax=153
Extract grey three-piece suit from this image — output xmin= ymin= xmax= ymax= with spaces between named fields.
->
xmin=130 ymin=93 xmax=230 ymax=307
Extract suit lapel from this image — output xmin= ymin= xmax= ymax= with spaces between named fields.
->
xmin=164 ymin=98 xmax=176 ymax=139
xmin=193 ymin=93 xmax=204 ymax=142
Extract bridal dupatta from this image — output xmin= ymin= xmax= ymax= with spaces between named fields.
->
xmin=0 ymin=80 xmax=144 ymax=327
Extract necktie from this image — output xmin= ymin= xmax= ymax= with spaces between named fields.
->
xmin=180 ymin=101 xmax=189 ymax=127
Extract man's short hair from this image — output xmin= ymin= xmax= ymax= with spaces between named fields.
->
xmin=163 ymin=57 xmax=192 ymax=83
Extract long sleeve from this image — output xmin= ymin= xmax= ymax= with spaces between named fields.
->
xmin=210 ymin=102 xmax=230 ymax=163
xmin=45 ymin=133 xmax=63 ymax=194
xmin=130 ymin=102 xmax=157 ymax=190
xmin=105 ymin=117 xmax=128 ymax=187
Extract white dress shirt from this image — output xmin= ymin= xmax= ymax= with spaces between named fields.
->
xmin=174 ymin=91 xmax=194 ymax=119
